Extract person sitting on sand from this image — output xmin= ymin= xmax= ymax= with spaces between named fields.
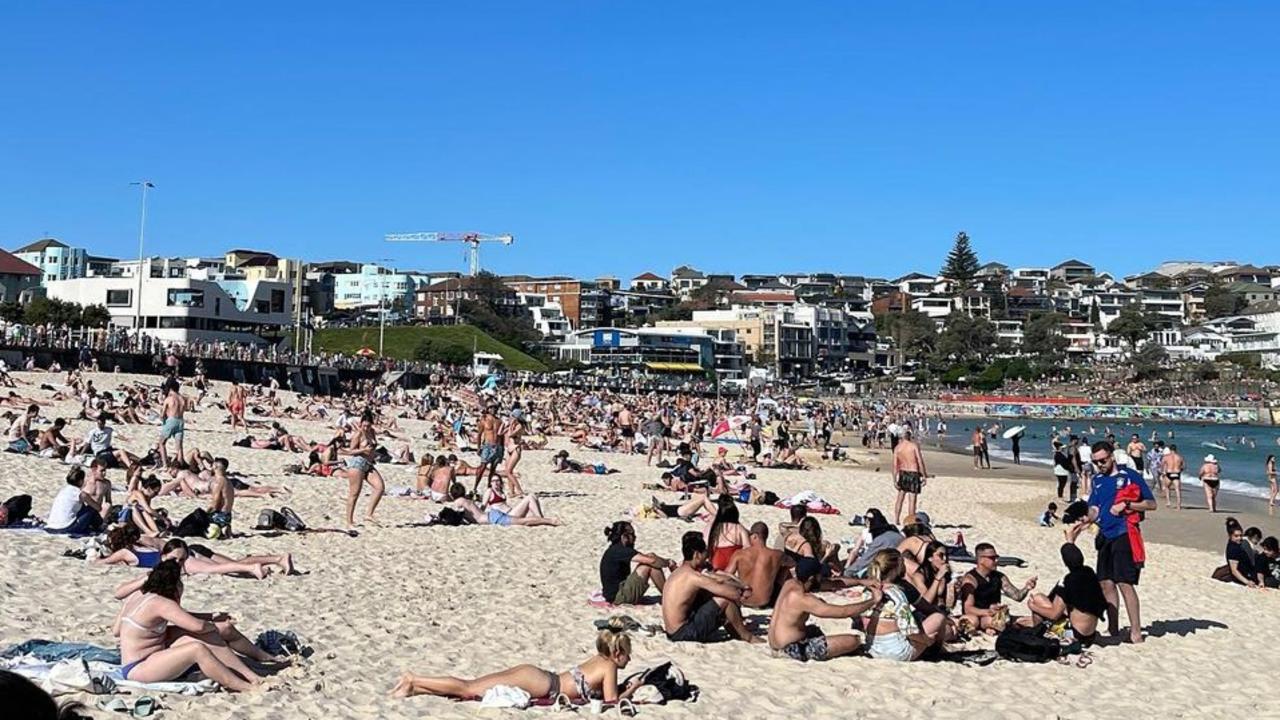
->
xmin=1026 ymin=543 xmax=1105 ymax=644
xmin=391 ymin=618 xmax=643 ymax=704
xmin=784 ymin=516 xmax=843 ymax=575
xmin=844 ymin=511 xmax=904 ymax=578
xmin=958 ymin=542 xmax=1036 ymax=634
xmin=901 ymin=539 xmax=955 ymax=616
xmin=858 ymin=549 xmax=951 ymax=661
xmin=599 ymin=521 xmax=675 ymax=605
xmin=704 ymin=495 xmax=750 ymax=572
xmin=110 ymin=565 xmax=289 ymax=664
xmin=727 ymin=522 xmax=792 ymax=609
xmin=121 ymin=475 xmax=167 ymax=536
xmin=45 ymin=467 xmax=106 ymax=535
xmin=35 ymin=418 xmax=71 ymax=460
xmin=774 ymin=505 xmax=807 ymax=552
xmin=1220 ymin=517 xmax=1264 ymax=587
xmin=661 ymin=531 xmax=759 ymax=643
xmin=111 ymin=560 xmax=264 ymax=691
xmin=769 ymin=557 xmax=881 ymax=662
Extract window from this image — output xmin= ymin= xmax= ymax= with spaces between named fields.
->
xmin=167 ymin=289 xmax=204 ymax=308
xmin=270 ymin=289 xmax=285 ymax=313
xmin=106 ymin=289 xmax=132 ymax=306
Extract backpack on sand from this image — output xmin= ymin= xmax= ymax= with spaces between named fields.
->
xmin=173 ymin=508 xmax=211 ymax=537
xmin=995 ymin=625 xmax=1070 ymax=663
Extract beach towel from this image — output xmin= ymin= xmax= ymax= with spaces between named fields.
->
xmin=0 ymin=655 xmax=219 ymax=697
xmin=774 ymin=490 xmax=841 ymax=515
xmin=1112 ymin=482 xmax=1147 ymax=564
xmin=480 ymin=685 xmax=532 ymax=709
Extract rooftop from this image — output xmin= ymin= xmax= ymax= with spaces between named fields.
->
xmin=13 ymin=238 xmax=69 ymax=253
xmin=0 ymin=250 xmax=43 ymax=276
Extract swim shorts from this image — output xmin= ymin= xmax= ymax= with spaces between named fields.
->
xmin=1096 ymin=534 xmax=1142 ymax=585
xmin=667 ymin=598 xmax=724 ymax=643
xmin=486 ymin=508 xmax=512 ymax=527
xmin=160 ymin=417 xmax=185 ymax=441
xmin=7 ymin=438 xmax=30 ymax=454
xmin=480 ymin=443 xmax=504 ymax=465
xmin=896 ymin=471 xmax=923 ymax=494
xmin=781 ymin=626 xmax=829 ymax=662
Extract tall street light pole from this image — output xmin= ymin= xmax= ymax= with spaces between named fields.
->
xmin=130 ymin=181 xmax=155 ymax=332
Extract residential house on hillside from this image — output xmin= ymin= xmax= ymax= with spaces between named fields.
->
xmin=1051 ymin=259 xmax=1095 ymax=283
xmin=1215 ymin=264 xmax=1272 ymax=287
xmin=13 ymin=238 xmax=88 ymax=282
xmin=670 ymin=266 xmax=708 ymax=299
xmin=0 ymin=250 xmax=42 ymax=304
xmin=1227 ymin=282 xmax=1277 ymax=305
xmin=629 ymin=272 xmax=668 ymax=292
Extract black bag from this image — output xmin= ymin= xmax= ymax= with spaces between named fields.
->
xmin=624 ymin=662 xmax=697 ymax=703
xmin=280 ymin=507 xmax=307 ymax=532
xmin=761 ymin=491 xmax=780 ymax=506
xmin=173 ymin=508 xmax=211 ymax=537
xmin=255 ymin=509 xmax=287 ymax=531
xmin=2 ymin=494 xmax=33 ymax=524
xmin=995 ymin=625 xmax=1062 ymax=663
xmin=434 ymin=507 xmax=471 ymax=526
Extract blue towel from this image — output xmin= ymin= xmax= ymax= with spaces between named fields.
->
xmin=1 ymin=639 xmax=121 ymax=664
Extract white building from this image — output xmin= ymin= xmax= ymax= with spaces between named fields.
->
xmin=12 ymin=238 xmax=89 ymax=282
xmin=45 ymin=273 xmax=293 ymax=344
xmin=332 ymin=264 xmax=430 ymax=310
xmin=519 ymin=293 xmax=571 ymax=339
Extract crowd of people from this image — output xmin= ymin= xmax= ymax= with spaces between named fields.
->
xmin=1 ymin=351 xmax=1276 ymax=714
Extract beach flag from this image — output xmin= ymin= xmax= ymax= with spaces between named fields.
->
xmin=710 ymin=415 xmax=752 ymax=440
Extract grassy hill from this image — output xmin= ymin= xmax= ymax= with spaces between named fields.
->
xmin=314 ymin=325 xmax=547 ymax=372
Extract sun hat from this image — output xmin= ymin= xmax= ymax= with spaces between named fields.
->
xmin=1204 ymin=454 xmax=1218 ymax=463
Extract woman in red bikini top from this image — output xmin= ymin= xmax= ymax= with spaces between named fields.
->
xmin=705 ymin=496 xmax=747 ymax=571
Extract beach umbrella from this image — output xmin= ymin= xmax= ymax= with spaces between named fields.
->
xmin=711 ymin=414 xmax=753 ymax=440
xmin=356 ymin=346 xmax=378 ymax=357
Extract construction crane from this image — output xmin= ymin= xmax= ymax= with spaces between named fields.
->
xmin=384 ymin=232 xmax=514 ymax=276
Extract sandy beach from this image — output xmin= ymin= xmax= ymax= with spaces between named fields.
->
xmin=3 ymin=372 xmax=1278 ymax=719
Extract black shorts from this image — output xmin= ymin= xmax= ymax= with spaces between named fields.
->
xmin=621 ymin=427 xmax=635 ymax=438
xmin=1096 ymin=535 xmax=1142 ymax=585
xmin=667 ymin=598 xmax=724 ymax=643
xmin=95 ymin=450 xmax=121 ymax=469
xmin=896 ymin=471 xmax=923 ymax=494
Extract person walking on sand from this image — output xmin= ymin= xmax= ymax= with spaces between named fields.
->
xmin=1080 ymin=441 xmax=1156 ymax=644
xmin=1266 ymin=455 xmax=1277 ymax=516
xmin=1199 ymin=454 xmax=1221 ymax=513
xmin=337 ymin=412 xmax=386 ymax=528
xmin=227 ymin=381 xmax=246 ymax=434
xmin=1163 ymin=444 xmax=1184 ymax=510
xmin=473 ymin=406 xmax=502 ymax=495
xmin=157 ymin=379 xmax=185 ymax=468
xmin=892 ymin=428 xmax=928 ymax=527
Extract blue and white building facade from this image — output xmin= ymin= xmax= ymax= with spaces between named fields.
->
xmin=12 ymin=238 xmax=88 ymax=283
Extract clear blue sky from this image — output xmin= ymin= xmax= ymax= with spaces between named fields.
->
xmin=2 ymin=3 xmax=1276 ymax=281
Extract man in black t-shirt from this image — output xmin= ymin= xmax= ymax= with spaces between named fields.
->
xmin=599 ymin=521 xmax=675 ymax=605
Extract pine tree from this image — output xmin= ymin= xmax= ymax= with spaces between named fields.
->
xmin=940 ymin=231 xmax=980 ymax=292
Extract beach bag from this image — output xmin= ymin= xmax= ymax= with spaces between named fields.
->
xmin=280 ymin=507 xmax=307 ymax=531
xmin=173 ymin=508 xmax=211 ymax=537
xmin=1210 ymin=564 xmax=1234 ymax=583
xmin=625 ymin=662 xmax=696 ymax=703
xmin=2 ymin=494 xmax=33 ymax=523
xmin=995 ymin=625 xmax=1062 ymax=663
xmin=255 ymin=509 xmax=287 ymax=531
xmin=434 ymin=507 xmax=470 ymax=526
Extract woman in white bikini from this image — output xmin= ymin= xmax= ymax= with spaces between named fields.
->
xmin=112 ymin=560 xmax=262 ymax=691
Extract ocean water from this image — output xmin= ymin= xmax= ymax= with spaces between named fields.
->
xmin=934 ymin=418 xmax=1280 ymax=500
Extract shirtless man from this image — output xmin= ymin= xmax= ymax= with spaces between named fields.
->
xmin=157 ymin=380 xmax=185 ymax=467
xmin=1126 ymin=434 xmax=1147 ymax=475
xmin=6 ymin=403 xmax=38 ymax=453
xmin=428 ymin=455 xmax=457 ymax=501
xmin=474 ymin=407 xmax=503 ymax=495
xmin=36 ymin=418 xmax=71 ymax=459
xmin=661 ymin=531 xmax=760 ymax=644
xmin=769 ymin=558 xmax=881 ymax=662
xmin=971 ymin=427 xmax=984 ymax=470
xmin=1162 ymin=444 xmax=1184 ymax=510
xmin=726 ymin=522 xmax=791 ymax=609
xmin=207 ymin=458 xmax=235 ymax=532
xmin=892 ymin=428 xmax=928 ymax=526
xmin=616 ymin=407 xmax=636 ymax=454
